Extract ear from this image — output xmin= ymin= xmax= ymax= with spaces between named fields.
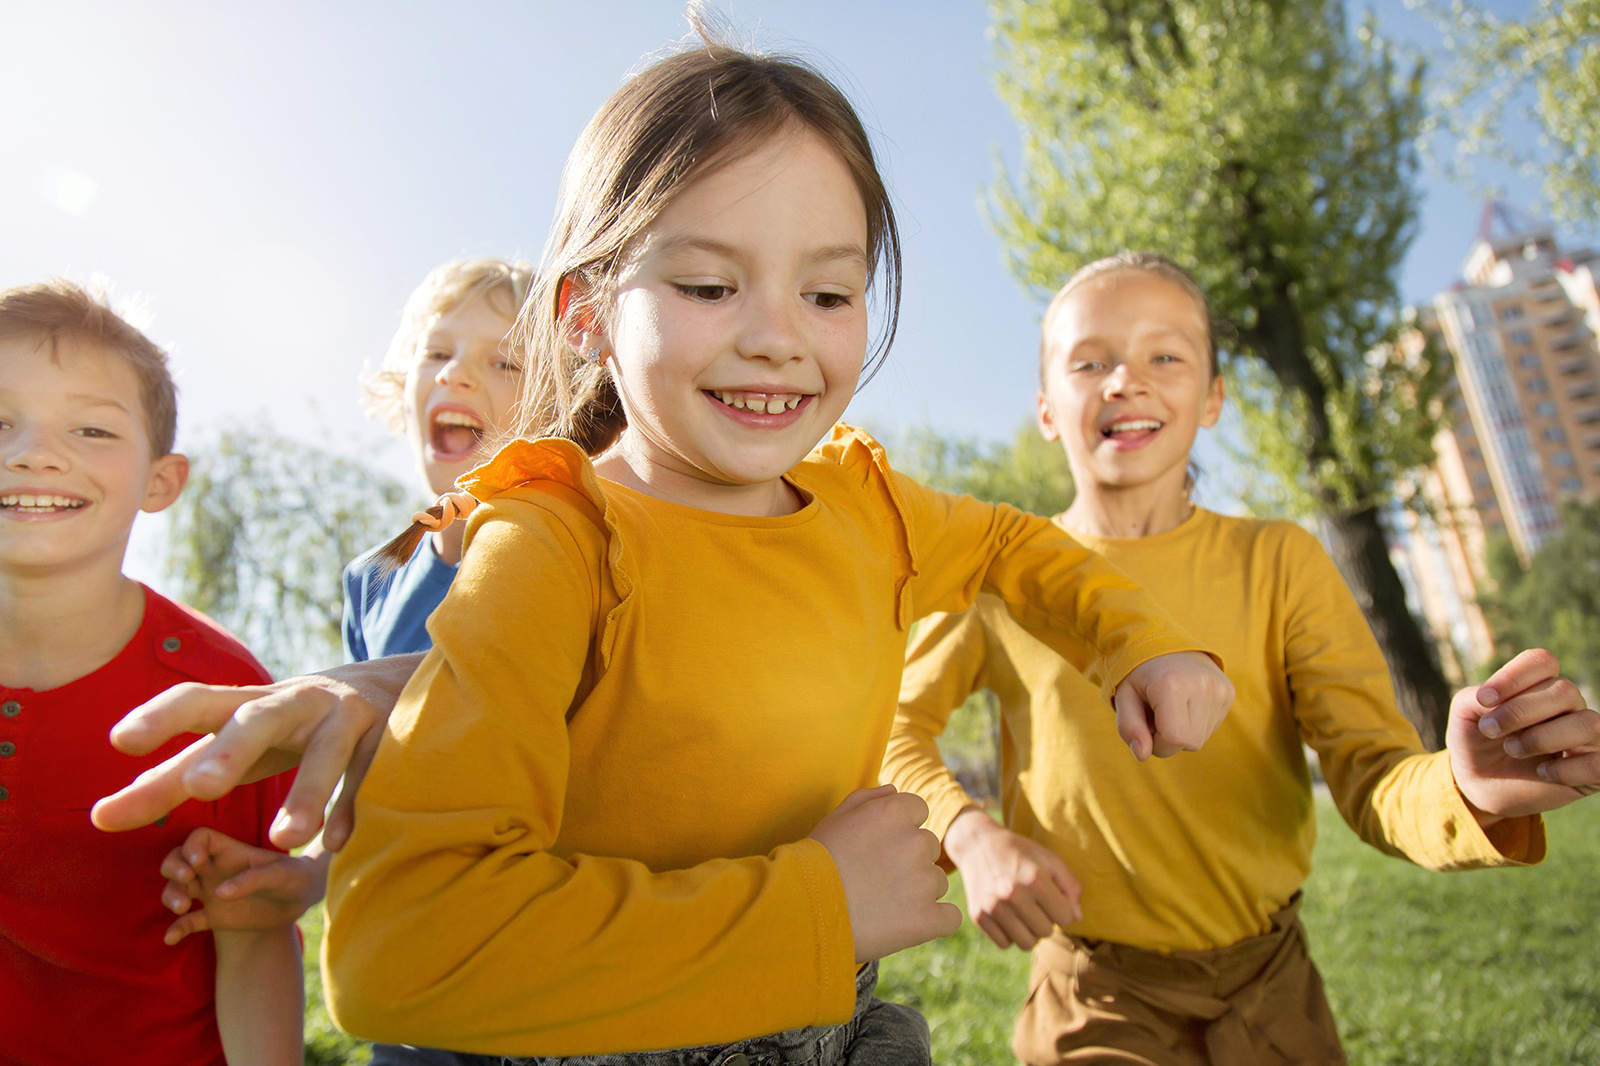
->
xmin=140 ymin=453 xmax=189 ymax=514
xmin=560 ymin=278 xmax=611 ymax=365
xmin=1036 ymin=389 xmax=1062 ymax=442
xmin=1199 ymin=372 xmax=1226 ymax=429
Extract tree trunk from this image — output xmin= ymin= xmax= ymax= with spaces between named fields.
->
xmin=1320 ymin=504 xmax=1451 ymax=749
xmin=1243 ymin=289 xmax=1453 ymax=750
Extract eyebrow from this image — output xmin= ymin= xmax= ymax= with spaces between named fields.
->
xmin=65 ymin=394 xmax=134 ymax=413
xmin=653 ymin=235 xmax=869 ymax=270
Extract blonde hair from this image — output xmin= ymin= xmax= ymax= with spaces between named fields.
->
xmin=375 ymin=18 xmax=902 ymax=571
xmin=1040 ymin=252 xmax=1221 ymax=380
xmin=364 ymin=258 xmax=535 ymax=434
xmin=0 ymin=277 xmax=179 ymax=456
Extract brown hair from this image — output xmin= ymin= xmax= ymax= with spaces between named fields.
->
xmin=376 ymin=15 xmax=902 ymax=571
xmin=363 ymin=258 xmax=535 ymax=435
xmin=514 ymin=16 xmax=900 ymax=456
xmin=1040 ymin=252 xmax=1221 ymax=380
xmin=0 ymin=278 xmax=178 ymax=456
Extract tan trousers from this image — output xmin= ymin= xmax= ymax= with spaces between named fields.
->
xmin=1013 ymin=897 xmax=1347 ymax=1066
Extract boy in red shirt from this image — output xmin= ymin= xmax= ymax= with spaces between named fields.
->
xmin=0 ymin=279 xmax=303 ymax=1065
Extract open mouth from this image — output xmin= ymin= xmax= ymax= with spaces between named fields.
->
xmin=429 ymin=407 xmax=487 ymax=462
xmin=706 ymin=390 xmax=807 ymax=415
xmin=1100 ymin=418 xmax=1164 ymax=441
xmin=0 ymin=493 xmax=88 ymax=514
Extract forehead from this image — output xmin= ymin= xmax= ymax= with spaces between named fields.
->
xmin=644 ymin=126 xmax=869 ymax=255
xmin=0 ymin=331 xmax=144 ymax=405
xmin=425 ymin=294 xmax=516 ymax=343
xmin=1045 ymin=272 xmax=1208 ymax=352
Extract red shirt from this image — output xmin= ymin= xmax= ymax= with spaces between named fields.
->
xmin=0 ymin=586 xmax=290 ymax=1066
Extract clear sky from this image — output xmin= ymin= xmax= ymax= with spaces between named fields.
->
xmin=0 ymin=0 xmax=1563 ymax=582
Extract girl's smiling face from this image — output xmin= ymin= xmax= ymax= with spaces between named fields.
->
xmin=591 ymin=125 xmax=871 ymax=515
xmin=1037 ymin=271 xmax=1224 ymax=495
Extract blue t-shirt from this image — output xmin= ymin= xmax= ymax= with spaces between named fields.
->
xmin=341 ymin=537 xmax=458 ymax=663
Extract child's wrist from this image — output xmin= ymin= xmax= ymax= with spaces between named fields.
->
xmin=943 ymin=806 xmax=998 ymax=866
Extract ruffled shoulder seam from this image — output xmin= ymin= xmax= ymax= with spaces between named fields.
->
xmin=457 ymin=437 xmax=636 ymax=667
xmin=805 ymin=424 xmax=920 ymax=629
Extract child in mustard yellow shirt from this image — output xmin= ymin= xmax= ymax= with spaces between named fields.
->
xmin=883 ymin=252 xmax=1600 ymax=1065
xmin=92 ymin=34 xmax=1236 ymax=1066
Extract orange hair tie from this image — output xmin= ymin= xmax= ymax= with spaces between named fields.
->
xmin=411 ymin=491 xmax=479 ymax=531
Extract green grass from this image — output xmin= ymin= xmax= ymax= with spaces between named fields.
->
xmin=300 ymin=797 xmax=1600 ymax=1065
xmin=880 ymin=796 xmax=1600 ymax=1065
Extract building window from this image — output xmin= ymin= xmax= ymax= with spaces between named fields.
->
xmin=1538 ymin=401 xmax=1559 ymax=417
xmin=1511 ymin=330 xmax=1534 ymax=347
xmin=1551 ymin=451 xmax=1577 ymax=468
xmin=1546 ymin=426 xmax=1569 ymax=443
xmin=1561 ymin=477 xmax=1582 ymax=493
xmin=1468 ymin=446 xmax=1482 ymax=460
xmin=1501 ymin=304 xmax=1526 ymax=320
xmin=1520 ymin=352 xmax=1541 ymax=368
xmin=1473 ymin=471 xmax=1492 ymax=487
xmin=1527 ymin=377 xmax=1550 ymax=393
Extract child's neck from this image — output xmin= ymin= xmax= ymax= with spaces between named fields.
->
xmin=1060 ymin=477 xmax=1195 ymax=540
xmin=0 ymin=561 xmax=147 ymax=691
xmin=431 ymin=525 xmax=466 ymax=568
xmin=593 ymin=443 xmax=804 ymax=517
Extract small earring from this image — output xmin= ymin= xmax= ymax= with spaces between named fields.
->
xmin=581 ymin=346 xmax=605 ymax=365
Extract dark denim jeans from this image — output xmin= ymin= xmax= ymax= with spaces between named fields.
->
xmin=370 ymin=961 xmax=931 ymax=1066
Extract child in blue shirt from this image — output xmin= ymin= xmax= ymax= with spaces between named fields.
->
xmin=342 ymin=259 xmax=532 ymax=662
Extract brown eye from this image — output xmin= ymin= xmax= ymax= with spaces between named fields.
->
xmin=676 ymin=284 xmax=731 ymax=301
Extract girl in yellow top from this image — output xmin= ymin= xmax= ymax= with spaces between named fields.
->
xmin=241 ymin=34 xmax=1230 ymax=1065
xmin=884 ymin=253 xmax=1600 ymax=1065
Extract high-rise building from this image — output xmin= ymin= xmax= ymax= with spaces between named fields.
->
xmin=1390 ymin=206 xmax=1600 ymax=678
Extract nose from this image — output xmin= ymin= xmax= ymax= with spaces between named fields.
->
xmin=1104 ymin=360 xmax=1150 ymax=398
xmin=434 ymin=354 xmax=479 ymax=390
xmin=4 ymin=425 xmax=69 ymax=475
xmin=735 ymin=287 xmax=806 ymax=366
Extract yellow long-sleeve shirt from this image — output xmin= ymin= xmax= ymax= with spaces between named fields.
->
xmin=885 ymin=507 xmax=1545 ymax=955
xmin=324 ymin=426 xmax=1216 ymax=1056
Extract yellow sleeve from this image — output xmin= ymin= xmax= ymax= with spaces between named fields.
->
xmin=1282 ymin=526 xmax=1545 ymax=870
xmin=323 ymin=494 xmax=856 ymax=1055
xmin=883 ymin=609 xmax=991 ymax=840
xmin=891 ymin=471 xmax=1215 ymax=695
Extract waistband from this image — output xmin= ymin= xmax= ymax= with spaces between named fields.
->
xmin=506 ymin=961 xmax=881 ymax=1066
xmin=1039 ymin=893 xmax=1307 ymax=994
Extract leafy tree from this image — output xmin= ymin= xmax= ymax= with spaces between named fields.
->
xmin=1480 ymin=501 xmax=1600 ymax=693
xmin=165 ymin=423 xmax=418 ymax=678
xmin=897 ymin=419 xmax=1076 ymax=515
xmin=987 ymin=0 xmax=1453 ymax=745
xmin=1433 ymin=0 xmax=1600 ymax=228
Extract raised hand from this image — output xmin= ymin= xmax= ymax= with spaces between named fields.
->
xmin=1449 ymin=649 xmax=1600 ymax=822
xmin=807 ymin=785 xmax=963 ymax=963
xmin=943 ymin=807 xmax=1081 ymax=950
xmin=91 ymin=653 xmax=421 ymax=850
xmin=159 ymin=827 xmax=328 ymax=946
xmin=1114 ymin=650 xmax=1235 ymax=760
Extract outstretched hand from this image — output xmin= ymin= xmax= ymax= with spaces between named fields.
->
xmin=90 ymin=655 xmax=417 ymax=850
xmin=1449 ymin=649 xmax=1600 ymax=822
xmin=1114 ymin=650 xmax=1236 ymax=760
xmin=160 ymin=827 xmax=328 ymax=945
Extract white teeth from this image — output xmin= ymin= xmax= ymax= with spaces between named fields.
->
xmin=434 ymin=410 xmax=485 ymax=429
xmin=712 ymin=391 xmax=804 ymax=414
xmin=1105 ymin=419 xmax=1162 ymax=435
xmin=1 ymin=494 xmax=86 ymax=511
